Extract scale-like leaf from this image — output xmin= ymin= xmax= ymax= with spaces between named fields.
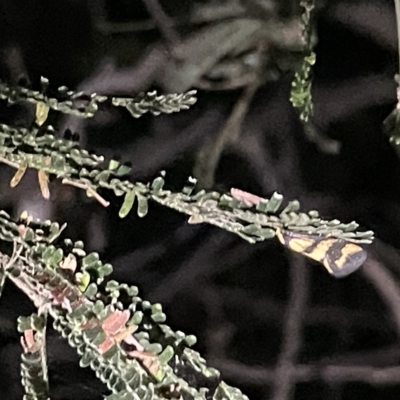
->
xmin=136 ymin=194 xmax=148 ymax=217
xmin=35 ymin=101 xmax=50 ymax=126
xmin=38 ymin=170 xmax=50 ymax=199
xmin=10 ymin=164 xmax=27 ymax=188
xmin=119 ymin=191 xmax=135 ymax=218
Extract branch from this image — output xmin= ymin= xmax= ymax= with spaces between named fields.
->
xmin=0 ymin=212 xmax=244 ymax=400
xmin=0 ymin=78 xmax=196 ymax=120
xmin=270 ymin=256 xmax=309 ymax=400
xmin=0 ymin=122 xmax=374 ymax=269
xmin=213 ymin=358 xmax=400 ymax=385
xmin=18 ymin=313 xmax=49 ymax=400
xmin=361 ymin=255 xmax=400 ymax=335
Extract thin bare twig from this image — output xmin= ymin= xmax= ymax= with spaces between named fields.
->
xmin=361 ymin=255 xmax=400 ymax=335
xmin=270 ymin=256 xmax=309 ymax=400
xmin=214 ymin=358 xmax=400 ymax=385
xmin=193 ymin=77 xmax=261 ymax=188
xmin=62 ymin=178 xmax=110 ymax=207
xmin=141 ymin=0 xmax=180 ymax=49
xmin=217 ymin=286 xmax=385 ymax=331
xmin=0 ymin=155 xmax=20 ymax=169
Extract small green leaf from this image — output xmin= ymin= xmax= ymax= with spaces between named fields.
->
xmin=92 ymin=300 xmax=105 ymax=315
xmin=115 ymin=164 xmax=131 ymax=176
xmin=70 ymin=304 xmax=90 ymax=321
xmin=108 ymin=159 xmax=120 ymax=170
xmin=185 ymin=335 xmax=197 ymax=346
xmin=136 ymin=194 xmax=148 ymax=217
xmin=131 ymin=311 xmax=143 ymax=325
xmin=105 ymin=280 xmax=119 ymax=291
xmin=23 ymin=227 xmax=35 ymax=242
xmin=259 ymin=228 xmax=276 ymax=239
xmin=256 ymin=199 xmax=272 ymax=213
xmin=281 ymin=200 xmax=301 ymax=214
xmin=85 ymin=283 xmax=98 ymax=298
xmin=119 ymin=190 xmax=135 ymax=218
xmin=241 ymin=224 xmax=261 ymax=235
xmin=79 ymin=351 xmax=94 ymax=368
xmin=42 ymin=245 xmax=56 ymax=261
xmin=305 ymin=52 xmax=316 ymax=65
xmin=95 ymin=170 xmax=111 ymax=182
xmin=17 ymin=316 xmax=32 ymax=332
xmin=76 ymin=272 xmax=91 ymax=292
xmin=145 ymin=343 xmax=163 ymax=354
xmin=158 ymin=345 xmax=174 ymax=364
xmin=151 ymin=312 xmax=166 ymax=323
xmin=82 ymin=252 xmax=100 ymax=268
xmin=127 ymin=285 xmax=138 ymax=296
xmin=50 ymin=248 xmax=64 ymax=266
xmin=263 ymin=192 xmax=283 ymax=213
xmin=150 ymin=176 xmax=165 ymax=192
xmin=99 ymin=263 xmax=113 ymax=277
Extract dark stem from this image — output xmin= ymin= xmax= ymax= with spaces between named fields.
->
xmin=270 ymin=256 xmax=309 ymax=400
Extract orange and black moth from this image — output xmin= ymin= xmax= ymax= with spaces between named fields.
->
xmin=275 ymin=228 xmax=367 ymax=278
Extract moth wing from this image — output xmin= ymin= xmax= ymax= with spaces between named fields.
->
xmin=323 ymin=241 xmax=367 ymax=278
xmin=276 ymin=228 xmax=366 ymax=278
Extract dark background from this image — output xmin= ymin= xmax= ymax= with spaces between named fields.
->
xmin=1 ymin=0 xmax=400 ymax=399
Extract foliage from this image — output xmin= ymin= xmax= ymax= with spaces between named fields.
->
xmin=290 ymin=0 xmax=316 ymax=122
xmin=0 ymin=72 xmax=374 ymax=399
xmin=2 ymin=1 xmax=393 ymax=399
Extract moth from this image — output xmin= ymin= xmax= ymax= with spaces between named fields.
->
xmin=275 ymin=228 xmax=367 ymax=278
xmin=229 ymin=187 xmax=367 ymax=277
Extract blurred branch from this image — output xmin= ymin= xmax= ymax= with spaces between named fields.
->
xmin=361 ymin=256 xmax=400 ymax=335
xmin=218 ymin=287 xmax=386 ymax=331
xmin=92 ymin=0 xmax=247 ymax=34
xmin=193 ymin=73 xmax=261 ymax=188
xmin=160 ymin=17 xmax=304 ymax=92
xmin=270 ymin=256 xmax=309 ymax=400
xmin=141 ymin=0 xmax=180 ymax=48
xmin=214 ymin=359 xmax=400 ymax=385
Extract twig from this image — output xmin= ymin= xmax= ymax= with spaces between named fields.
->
xmin=270 ymin=255 xmax=309 ymax=400
xmin=214 ymin=358 xmax=400 ymax=385
xmin=0 ymin=155 xmax=20 ymax=169
xmin=59 ymin=47 xmax=167 ymax=145
xmin=141 ymin=0 xmax=180 ymax=49
xmin=193 ymin=77 xmax=261 ymax=188
xmin=62 ymin=178 xmax=110 ymax=207
xmin=361 ymin=255 xmax=400 ymax=335
xmin=216 ymin=286 xmax=385 ymax=331
xmin=122 ymin=108 xmax=223 ymax=179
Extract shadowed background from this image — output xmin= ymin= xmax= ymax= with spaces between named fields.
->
xmin=1 ymin=0 xmax=400 ymax=399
